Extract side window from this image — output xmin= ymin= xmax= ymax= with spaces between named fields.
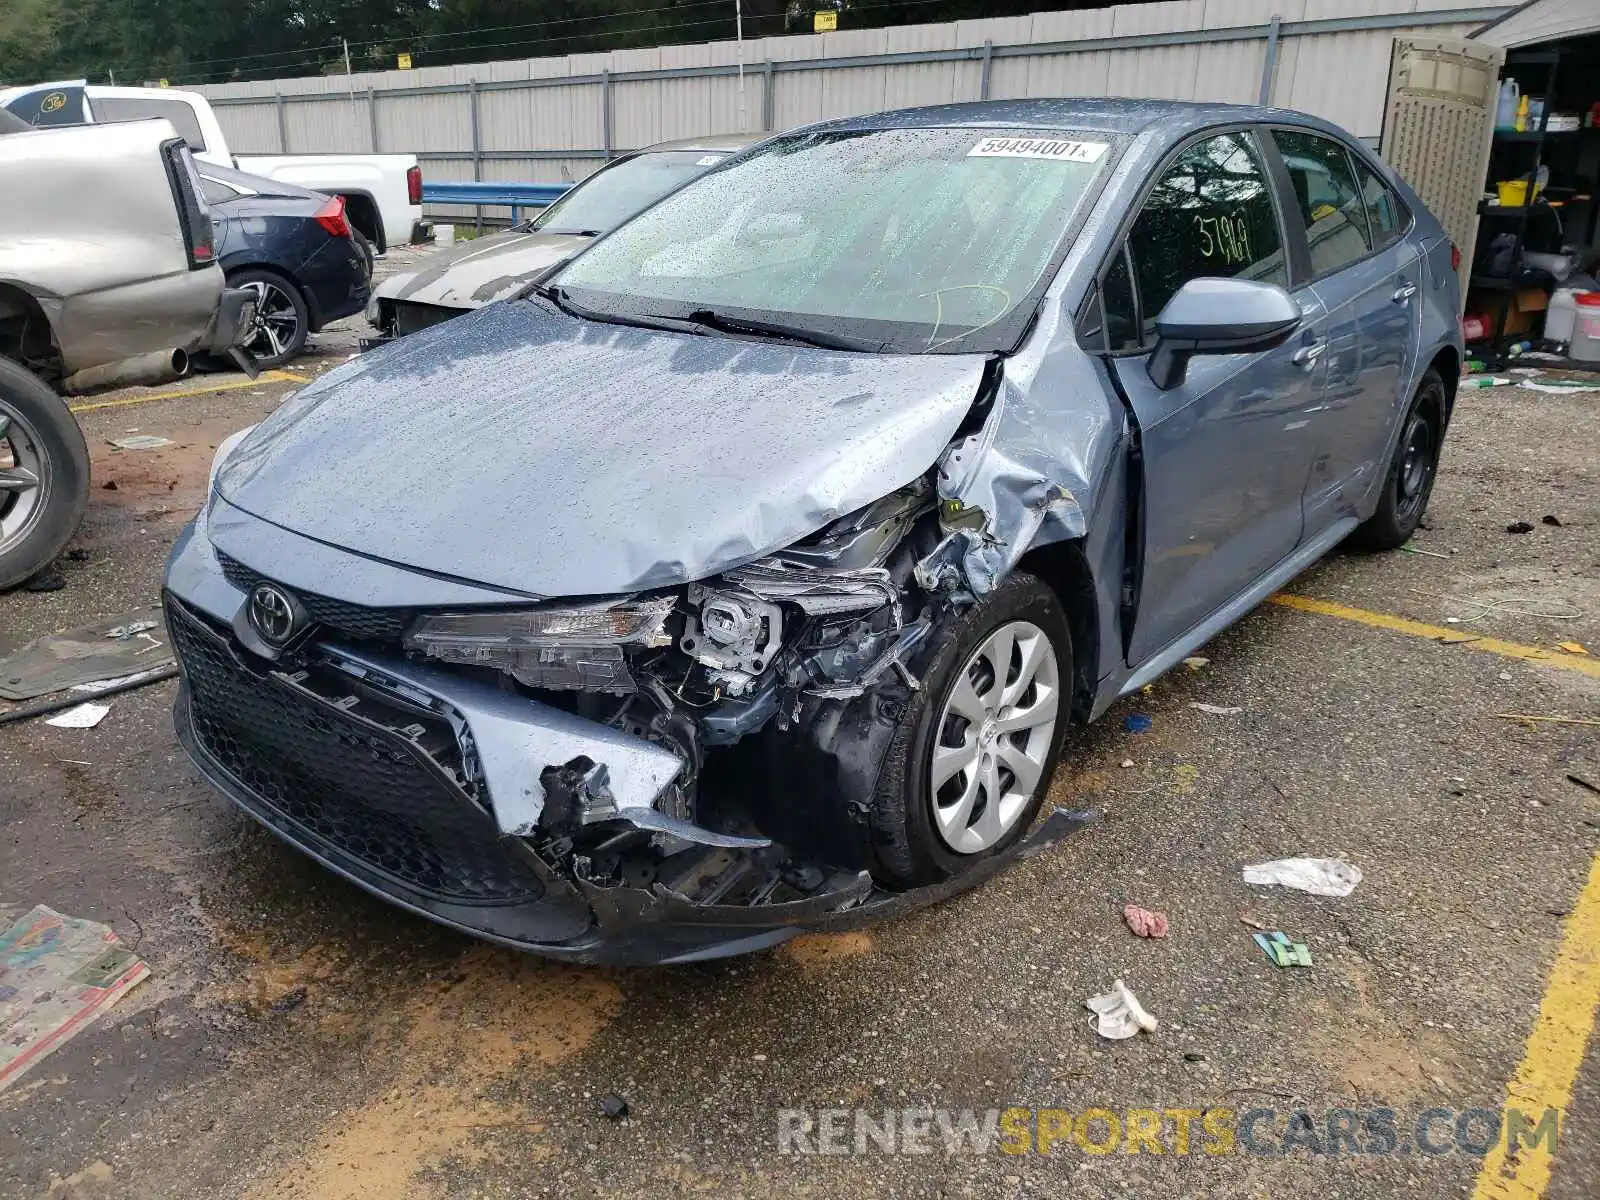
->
xmin=92 ymin=96 xmax=208 ymax=152
xmin=1350 ymin=155 xmax=1403 ymax=250
xmin=1126 ymin=131 xmax=1287 ymax=336
xmin=200 ymin=177 xmax=238 ymax=205
xmin=1102 ymin=244 xmax=1140 ymax=352
xmin=1273 ymin=129 xmax=1372 ymax=276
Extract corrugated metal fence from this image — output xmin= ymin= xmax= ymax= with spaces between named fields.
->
xmin=198 ymin=0 xmax=1510 ymax=218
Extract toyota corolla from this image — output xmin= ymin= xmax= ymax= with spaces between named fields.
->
xmin=166 ymin=99 xmax=1461 ymax=964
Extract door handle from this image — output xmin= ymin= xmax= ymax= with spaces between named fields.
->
xmin=1392 ymin=282 xmax=1418 ymax=302
xmin=1292 ymin=340 xmax=1327 ymax=367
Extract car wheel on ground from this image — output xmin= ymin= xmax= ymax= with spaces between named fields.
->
xmin=231 ymin=268 xmax=309 ymax=369
xmin=352 ymin=229 xmax=376 ymax=278
xmin=0 ymin=356 xmax=90 ymax=591
xmin=870 ymin=570 xmax=1073 ymax=887
xmin=1349 ymin=366 xmax=1447 ymax=551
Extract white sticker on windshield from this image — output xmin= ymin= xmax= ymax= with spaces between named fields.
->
xmin=967 ymin=137 xmax=1109 ymax=163
xmin=695 ymin=155 xmax=725 ymax=166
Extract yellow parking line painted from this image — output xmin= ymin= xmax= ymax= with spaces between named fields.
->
xmin=68 ymin=369 xmax=308 ymax=413
xmin=1471 ymin=849 xmax=1600 ymax=1199
xmin=1268 ymin=593 xmax=1600 ymax=680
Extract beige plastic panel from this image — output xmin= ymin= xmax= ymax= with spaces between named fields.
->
xmin=1379 ymin=36 xmax=1504 ymax=305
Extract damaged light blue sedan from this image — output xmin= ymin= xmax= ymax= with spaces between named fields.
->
xmin=166 ymin=99 xmax=1463 ymax=963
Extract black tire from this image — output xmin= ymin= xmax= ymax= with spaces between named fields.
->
xmin=0 ymin=357 xmax=90 ymax=591
xmin=870 ymin=570 xmax=1073 ymax=888
xmin=230 ymin=268 xmax=309 ymax=369
xmin=352 ymin=229 xmax=376 ymax=278
xmin=1349 ymin=367 xmax=1447 ymax=551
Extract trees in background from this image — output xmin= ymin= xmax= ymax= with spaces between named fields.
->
xmin=0 ymin=0 xmax=1101 ymax=88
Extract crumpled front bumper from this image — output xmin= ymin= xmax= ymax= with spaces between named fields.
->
xmin=165 ymin=509 xmax=1094 ymax=964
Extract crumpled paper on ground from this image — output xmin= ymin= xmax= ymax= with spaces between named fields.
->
xmin=1241 ymin=857 xmax=1362 ymax=897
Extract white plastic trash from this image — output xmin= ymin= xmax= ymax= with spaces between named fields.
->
xmin=1085 ymin=980 xmax=1159 ymax=1040
xmin=1546 ymin=289 xmax=1580 ymax=345
xmin=1572 ymin=294 xmax=1600 ymax=363
xmin=1241 ymin=857 xmax=1362 ymax=897
xmin=434 ymin=223 xmax=456 ymax=248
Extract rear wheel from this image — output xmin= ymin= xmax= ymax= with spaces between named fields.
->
xmin=0 ymin=357 xmax=89 ymax=591
xmin=870 ymin=571 xmax=1072 ymax=887
xmin=1349 ymin=367 xmax=1446 ymax=551
xmin=231 ymin=268 xmax=308 ymax=369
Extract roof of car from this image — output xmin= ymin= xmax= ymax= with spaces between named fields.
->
xmin=817 ymin=98 xmax=1320 ymax=138
xmin=643 ymin=133 xmax=763 ymax=153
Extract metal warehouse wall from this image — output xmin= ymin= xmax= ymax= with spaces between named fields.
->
xmin=196 ymin=0 xmax=1511 ymax=219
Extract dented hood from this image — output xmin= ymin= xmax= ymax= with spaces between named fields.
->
xmin=216 ymin=301 xmax=988 ymax=597
xmin=375 ymin=228 xmax=593 ymax=309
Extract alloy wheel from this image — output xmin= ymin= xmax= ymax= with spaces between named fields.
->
xmin=241 ymin=280 xmax=301 ymax=362
xmin=0 ymin=400 xmax=50 ymax=561
xmin=929 ymin=619 xmax=1060 ymax=854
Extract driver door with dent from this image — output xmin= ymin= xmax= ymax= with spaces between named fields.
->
xmin=1106 ymin=129 xmax=1329 ymax=665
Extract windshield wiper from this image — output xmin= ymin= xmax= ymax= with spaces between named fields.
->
xmin=534 ymin=284 xmax=697 ymax=336
xmin=540 ymin=228 xmax=604 ymax=237
xmin=684 ymin=309 xmax=881 ymax=352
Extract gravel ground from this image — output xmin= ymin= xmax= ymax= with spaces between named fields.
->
xmin=1 ymin=279 xmax=1597 ymax=1198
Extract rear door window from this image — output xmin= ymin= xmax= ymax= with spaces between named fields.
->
xmin=4 ymin=85 xmax=88 ymax=127
xmin=1272 ymin=129 xmax=1373 ymax=277
xmin=1125 ymin=131 xmax=1287 ymax=338
xmin=1350 ymin=156 xmax=1405 ymax=250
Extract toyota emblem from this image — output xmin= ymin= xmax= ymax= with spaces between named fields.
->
xmin=248 ymin=583 xmax=302 ymax=646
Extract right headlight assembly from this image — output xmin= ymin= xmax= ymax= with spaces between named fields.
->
xmin=403 ymin=598 xmax=676 ymax=694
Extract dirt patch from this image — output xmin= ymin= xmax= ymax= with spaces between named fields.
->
xmin=246 ymin=945 xmax=623 ymax=1200
xmin=1301 ymin=948 xmax=1461 ymax=1104
xmin=779 ymin=931 xmax=875 ymax=967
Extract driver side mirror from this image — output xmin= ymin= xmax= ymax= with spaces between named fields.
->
xmin=1147 ymin=277 xmax=1302 ymax=390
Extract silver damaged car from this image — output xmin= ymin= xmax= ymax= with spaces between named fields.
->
xmin=166 ymin=100 xmax=1463 ymax=963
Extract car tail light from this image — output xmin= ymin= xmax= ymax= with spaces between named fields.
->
xmin=1450 ymin=243 xmax=1462 ymax=273
xmin=314 ymin=195 xmax=351 ymax=239
xmin=406 ymin=164 xmax=422 ymax=206
xmin=161 ymin=140 xmax=215 ymax=270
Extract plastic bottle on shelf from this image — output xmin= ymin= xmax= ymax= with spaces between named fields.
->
xmin=1497 ymin=78 xmax=1520 ymax=129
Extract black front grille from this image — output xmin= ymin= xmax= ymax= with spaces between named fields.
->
xmin=216 ymin=550 xmax=411 ymax=643
xmin=169 ymin=600 xmax=545 ymax=905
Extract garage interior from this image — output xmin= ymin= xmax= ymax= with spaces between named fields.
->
xmin=1467 ymin=0 xmax=1600 ymax=366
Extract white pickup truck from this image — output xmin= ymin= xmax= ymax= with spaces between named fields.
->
xmin=1 ymin=81 xmax=425 ymax=254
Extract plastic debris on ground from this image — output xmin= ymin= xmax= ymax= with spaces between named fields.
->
xmin=1182 ymin=656 xmax=1209 ymax=669
xmin=1523 ymin=379 xmax=1600 ymax=393
xmin=1254 ymin=931 xmax=1313 ymax=968
xmin=1 ymin=905 xmax=150 ymax=1093
xmin=1085 ymin=980 xmax=1159 ymax=1040
xmin=70 ymin=665 xmax=175 ymax=695
xmin=44 ymin=702 xmax=110 ymax=729
xmin=0 ymin=608 xmax=170 ymax=701
xmin=1124 ymin=713 xmax=1152 ymax=733
xmin=598 ymin=1093 xmax=631 ymax=1120
xmin=1189 ymin=702 xmax=1243 ymax=716
xmin=1241 ymin=857 xmax=1362 ymax=897
xmin=1559 ymin=642 xmax=1589 ymax=655
xmin=108 ymin=435 xmax=172 ymax=451
xmin=1459 ymin=376 xmax=1513 ymax=389
xmin=1123 ymin=905 xmax=1169 ymax=938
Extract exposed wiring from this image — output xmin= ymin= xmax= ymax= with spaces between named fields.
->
xmin=923 ymin=284 xmax=1012 ymax=352
xmin=1410 ymin=589 xmax=1584 ymax=624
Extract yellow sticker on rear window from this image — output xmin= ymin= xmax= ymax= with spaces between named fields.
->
xmin=967 ymin=137 xmax=1108 ymax=163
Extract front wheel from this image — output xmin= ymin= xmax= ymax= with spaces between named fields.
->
xmin=870 ymin=571 xmax=1073 ymax=887
xmin=1349 ymin=367 xmax=1447 ymax=551
xmin=0 ymin=357 xmax=90 ymax=591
